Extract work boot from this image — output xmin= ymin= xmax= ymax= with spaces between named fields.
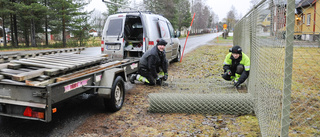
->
xmin=129 ymin=74 xmax=136 ymax=84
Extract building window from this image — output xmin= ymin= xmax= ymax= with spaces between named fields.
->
xmin=307 ymin=13 xmax=311 ymax=25
xmin=302 ymin=14 xmax=305 ymax=24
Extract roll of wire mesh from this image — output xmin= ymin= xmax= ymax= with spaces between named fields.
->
xmin=148 ymin=93 xmax=254 ymax=115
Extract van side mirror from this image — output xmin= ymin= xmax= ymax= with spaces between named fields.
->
xmin=175 ymin=31 xmax=180 ymax=38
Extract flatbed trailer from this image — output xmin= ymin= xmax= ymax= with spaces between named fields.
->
xmin=0 ymin=54 xmax=139 ymax=122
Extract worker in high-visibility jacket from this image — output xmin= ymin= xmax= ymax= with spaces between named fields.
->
xmin=222 ymin=45 xmax=250 ymax=87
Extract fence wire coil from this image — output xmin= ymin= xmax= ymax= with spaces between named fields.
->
xmin=149 ymin=93 xmax=254 ymax=115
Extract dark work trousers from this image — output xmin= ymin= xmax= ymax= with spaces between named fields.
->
xmin=222 ymin=64 xmax=244 ymax=81
xmin=139 ymin=68 xmax=156 ymax=85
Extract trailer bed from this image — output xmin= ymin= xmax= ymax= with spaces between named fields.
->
xmin=0 ymin=53 xmax=139 ymax=122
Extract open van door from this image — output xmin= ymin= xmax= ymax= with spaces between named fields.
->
xmin=123 ymin=14 xmax=144 ymax=58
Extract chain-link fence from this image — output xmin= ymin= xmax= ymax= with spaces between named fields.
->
xmin=234 ymin=0 xmax=319 ymax=136
xmin=148 ymin=0 xmax=319 ymax=136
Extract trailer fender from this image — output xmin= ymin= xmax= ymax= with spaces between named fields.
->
xmin=98 ymin=68 xmax=125 ymax=98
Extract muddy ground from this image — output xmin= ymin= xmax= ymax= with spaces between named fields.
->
xmin=70 ymin=41 xmax=260 ymax=136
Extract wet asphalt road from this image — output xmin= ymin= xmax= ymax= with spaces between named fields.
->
xmin=0 ymin=33 xmax=221 ymax=137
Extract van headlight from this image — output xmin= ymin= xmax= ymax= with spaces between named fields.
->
xmin=106 ymin=44 xmax=121 ymax=50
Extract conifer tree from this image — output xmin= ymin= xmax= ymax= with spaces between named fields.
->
xmin=0 ymin=0 xmax=13 ymax=47
xmin=49 ymin=0 xmax=89 ymax=47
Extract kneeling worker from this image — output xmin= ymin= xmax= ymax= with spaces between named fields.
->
xmin=222 ymin=45 xmax=250 ymax=87
xmin=130 ymin=39 xmax=168 ymax=85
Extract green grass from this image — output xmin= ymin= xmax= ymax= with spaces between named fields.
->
xmin=214 ymin=36 xmax=233 ymax=44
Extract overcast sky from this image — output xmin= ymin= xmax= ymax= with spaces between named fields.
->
xmin=206 ymin=0 xmax=252 ymax=20
xmin=86 ymin=0 xmax=253 ymax=21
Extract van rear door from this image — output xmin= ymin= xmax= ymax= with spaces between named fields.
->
xmin=101 ymin=14 xmax=126 ymax=60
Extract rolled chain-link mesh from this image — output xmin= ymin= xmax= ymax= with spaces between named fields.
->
xmin=148 ymin=93 xmax=254 ymax=115
xmin=149 ymin=78 xmax=255 ymax=113
xmin=234 ymin=0 xmax=320 ymax=136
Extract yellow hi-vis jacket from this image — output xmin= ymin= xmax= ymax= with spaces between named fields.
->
xmin=223 ymin=52 xmax=250 ymax=71
xmin=223 ymin=52 xmax=250 ymax=83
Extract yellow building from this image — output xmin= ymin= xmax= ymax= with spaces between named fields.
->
xmin=295 ymin=0 xmax=320 ymax=41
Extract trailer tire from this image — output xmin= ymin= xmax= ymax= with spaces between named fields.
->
xmin=104 ymin=76 xmax=125 ymax=112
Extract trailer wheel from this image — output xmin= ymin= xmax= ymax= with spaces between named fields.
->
xmin=104 ymin=76 xmax=125 ymax=112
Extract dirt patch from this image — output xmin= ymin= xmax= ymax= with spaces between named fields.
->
xmin=70 ymin=41 xmax=260 ymax=136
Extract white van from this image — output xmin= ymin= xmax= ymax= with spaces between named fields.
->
xmin=101 ymin=11 xmax=181 ymax=62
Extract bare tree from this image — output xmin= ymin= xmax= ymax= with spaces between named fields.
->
xmin=225 ymin=5 xmax=237 ymax=31
xmin=208 ymin=11 xmax=218 ymax=28
xmin=192 ymin=0 xmax=211 ymax=33
xmin=90 ymin=10 xmax=107 ymax=36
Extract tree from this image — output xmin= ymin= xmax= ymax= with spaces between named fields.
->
xmin=49 ymin=0 xmax=89 ymax=47
xmin=106 ymin=0 xmax=129 ymax=16
xmin=143 ymin=0 xmax=178 ymax=28
xmin=192 ymin=0 xmax=211 ymax=33
xmin=0 ymin=0 xmax=12 ymax=47
xmin=44 ymin=0 xmax=49 ymax=46
xmin=14 ymin=0 xmax=48 ymax=47
xmin=69 ymin=0 xmax=91 ymax=47
xmin=208 ymin=11 xmax=219 ymax=29
xmin=71 ymin=15 xmax=90 ymax=46
xmin=10 ymin=0 xmax=18 ymax=47
xmin=90 ymin=10 xmax=107 ymax=36
xmin=226 ymin=5 xmax=237 ymax=31
xmin=176 ymin=0 xmax=192 ymax=31
xmin=202 ymin=6 xmax=210 ymax=28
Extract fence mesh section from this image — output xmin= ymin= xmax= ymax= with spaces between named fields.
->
xmin=234 ymin=0 xmax=320 ymax=136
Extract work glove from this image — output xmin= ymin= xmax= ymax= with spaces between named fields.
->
xmin=225 ymin=69 xmax=232 ymax=76
xmin=156 ymin=77 xmax=162 ymax=85
xmin=163 ymin=73 xmax=168 ymax=81
xmin=234 ymin=81 xmax=240 ymax=87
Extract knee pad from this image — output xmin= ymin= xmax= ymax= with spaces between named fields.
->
xmin=236 ymin=65 xmax=244 ymax=74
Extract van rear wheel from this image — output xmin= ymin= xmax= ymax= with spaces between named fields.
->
xmin=173 ymin=47 xmax=181 ymax=62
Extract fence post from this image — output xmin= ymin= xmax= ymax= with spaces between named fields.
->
xmin=270 ymin=0 xmax=274 ymax=36
xmin=280 ymin=0 xmax=295 ymax=136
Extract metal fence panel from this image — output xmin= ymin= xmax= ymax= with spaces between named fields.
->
xmin=234 ymin=0 xmax=320 ymax=136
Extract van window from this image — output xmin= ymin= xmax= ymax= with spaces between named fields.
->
xmin=107 ymin=19 xmax=123 ymax=35
xmin=167 ymin=22 xmax=175 ymax=38
xmin=132 ymin=23 xmax=143 ymax=28
xmin=158 ymin=20 xmax=170 ymax=39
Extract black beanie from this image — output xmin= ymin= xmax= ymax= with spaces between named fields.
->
xmin=230 ymin=45 xmax=242 ymax=54
xmin=156 ymin=39 xmax=167 ymax=46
